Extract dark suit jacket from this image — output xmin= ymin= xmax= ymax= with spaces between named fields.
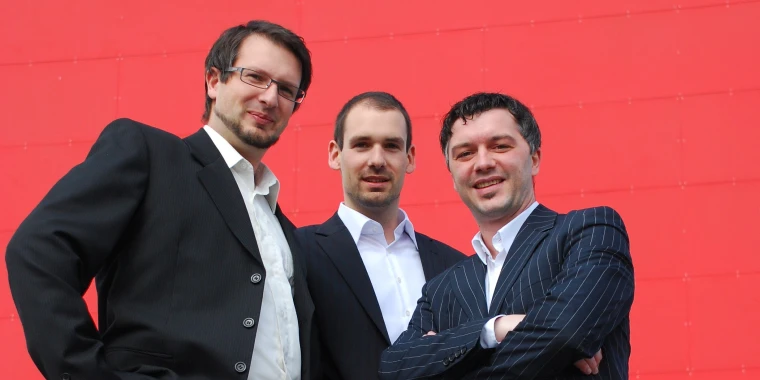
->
xmin=5 ymin=119 xmax=315 ymax=380
xmin=378 ymin=205 xmax=635 ymax=379
xmin=296 ymin=213 xmax=465 ymax=380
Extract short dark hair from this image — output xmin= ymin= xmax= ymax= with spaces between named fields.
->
xmin=333 ymin=92 xmax=413 ymax=151
xmin=202 ymin=20 xmax=313 ymax=121
xmin=440 ymin=92 xmax=541 ymax=165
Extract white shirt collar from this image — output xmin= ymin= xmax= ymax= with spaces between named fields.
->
xmin=203 ymin=125 xmax=280 ymax=212
xmin=472 ymin=201 xmax=540 ymax=265
xmin=337 ymin=203 xmax=418 ymax=249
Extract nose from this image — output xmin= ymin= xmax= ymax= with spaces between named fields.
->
xmin=367 ymin=145 xmax=386 ymax=169
xmin=257 ymin=82 xmax=280 ymax=108
xmin=473 ymin=148 xmax=495 ymax=172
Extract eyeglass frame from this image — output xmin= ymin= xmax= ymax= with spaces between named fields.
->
xmin=224 ymin=67 xmax=306 ymax=104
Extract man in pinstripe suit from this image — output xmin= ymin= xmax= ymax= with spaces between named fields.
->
xmin=378 ymin=92 xmax=635 ymax=379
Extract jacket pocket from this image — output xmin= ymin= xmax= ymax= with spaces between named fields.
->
xmin=105 ymin=346 xmax=175 ymax=372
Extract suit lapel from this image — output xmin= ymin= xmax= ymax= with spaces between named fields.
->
xmin=416 ymin=234 xmax=442 ymax=282
xmin=316 ymin=213 xmax=391 ymax=345
xmin=451 ymin=257 xmax=488 ymax=320
xmin=185 ymin=129 xmax=263 ymax=266
xmin=488 ymin=205 xmax=556 ymax=315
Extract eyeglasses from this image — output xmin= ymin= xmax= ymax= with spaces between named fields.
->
xmin=225 ymin=67 xmax=306 ymax=104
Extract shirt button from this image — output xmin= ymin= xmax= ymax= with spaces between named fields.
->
xmin=406 ymin=310 xmax=411 ymax=317
xmin=250 ymin=273 xmax=262 ymax=284
xmin=397 ymin=277 xmax=402 ymax=284
xmin=234 ymin=362 xmax=247 ymax=373
xmin=242 ymin=318 xmax=255 ymax=328
xmin=61 ymin=374 xmax=71 ymax=380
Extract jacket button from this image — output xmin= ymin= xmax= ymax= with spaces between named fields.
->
xmin=61 ymin=374 xmax=71 ymax=380
xmin=243 ymin=318 xmax=255 ymax=328
xmin=443 ymin=358 xmax=450 ymax=366
xmin=234 ymin=362 xmax=247 ymax=373
xmin=250 ymin=273 xmax=262 ymax=284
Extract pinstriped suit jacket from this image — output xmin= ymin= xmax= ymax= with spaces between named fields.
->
xmin=378 ymin=205 xmax=634 ymax=379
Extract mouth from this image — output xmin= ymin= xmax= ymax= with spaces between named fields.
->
xmin=247 ymin=111 xmax=274 ymax=124
xmin=363 ymin=176 xmax=390 ymax=184
xmin=473 ymin=178 xmax=504 ymax=189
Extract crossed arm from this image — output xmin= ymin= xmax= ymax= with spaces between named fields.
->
xmin=379 ymin=207 xmax=634 ymax=379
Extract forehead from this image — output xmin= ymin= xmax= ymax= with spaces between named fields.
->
xmin=343 ymin=105 xmax=408 ymax=140
xmin=234 ymin=34 xmax=302 ymax=87
xmin=450 ymin=108 xmax=522 ymax=143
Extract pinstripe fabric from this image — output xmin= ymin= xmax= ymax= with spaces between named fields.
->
xmin=379 ymin=205 xmax=634 ymax=379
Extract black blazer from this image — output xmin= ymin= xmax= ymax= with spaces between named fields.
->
xmin=296 ymin=213 xmax=465 ymax=380
xmin=379 ymin=205 xmax=635 ymax=379
xmin=5 ymin=119 xmax=315 ymax=380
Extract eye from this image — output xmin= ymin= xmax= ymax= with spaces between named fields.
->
xmin=384 ymin=143 xmax=401 ymax=150
xmin=245 ymin=72 xmax=266 ymax=83
xmin=279 ymin=85 xmax=297 ymax=98
xmin=455 ymin=151 xmax=473 ymax=159
xmin=353 ymin=142 xmax=370 ymax=149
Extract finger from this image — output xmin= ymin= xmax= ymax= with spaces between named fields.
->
xmin=573 ymin=359 xmax=592 ymax=375
xmin=595 ymin=349 xmax=603 ymax=363
xmin=585 ymin=358 xmax=598 ymax=375
xmin=424 ymin=331 xmax=437 ymax=336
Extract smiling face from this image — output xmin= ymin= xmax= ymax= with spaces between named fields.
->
xmin=206 ymin=34 xmax=302 ymax=151
xmin=447 ymin=108 xmax=541 ymax=225
xmin=329 ymin=103 xmax=416 ymax=214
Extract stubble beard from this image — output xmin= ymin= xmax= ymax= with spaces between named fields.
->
xmin=346 ymin=179 xmax=401 ymax=211
xmin=214 ymin=108 xmax=280 ymax=149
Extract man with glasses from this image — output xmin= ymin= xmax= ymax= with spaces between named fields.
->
xmin=6 ymin=20 xmax=315 ymax=380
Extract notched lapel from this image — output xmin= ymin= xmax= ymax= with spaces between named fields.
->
xmin=451 ymin=258 xmax=488 ymax=320
xmin=185 ymin=129 xmax=263 ymax=266
xmin=316 ymin=214 xmax=391 ymax=345
xmin=488 ymin=205 xmax=557 ymax=315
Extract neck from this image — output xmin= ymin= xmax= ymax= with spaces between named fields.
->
xmin=477 ymin=200 xmax=535 ymax=260
xmin=208 ymin=121 xmax=267 ymax=170
xmin=347 ymin=201 xmax=401 ymax=244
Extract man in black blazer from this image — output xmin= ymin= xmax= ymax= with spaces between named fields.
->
xmin=296 ymin=92 xmax=465 ymax=380
xmin=379 ymin=93 xmax=635 ymax=379
xmin=5 ymin=21 xmax=315 ymax=380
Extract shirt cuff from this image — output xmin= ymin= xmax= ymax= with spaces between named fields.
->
xmin=480 ymin=315 xmax=505 ymax=348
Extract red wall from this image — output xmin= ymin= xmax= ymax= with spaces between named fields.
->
xmin=2 ymin=1 xmax=759 ymax=378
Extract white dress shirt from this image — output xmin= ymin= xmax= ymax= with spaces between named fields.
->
xmin=472 ymin=201 xmax=540 ymax=348
xmin=337 ymin=203 xmax=427 ymax=344
xmin=204 ymin=126 xmax=301 ymax=380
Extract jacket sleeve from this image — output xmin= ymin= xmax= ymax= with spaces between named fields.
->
xmin=378 ymin=277 xmax=492 ymax=380
xmin=5 ymin=119 xmax=152 ymax=380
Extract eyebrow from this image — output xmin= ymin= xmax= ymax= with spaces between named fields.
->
xmin=348 ymin=136 xmax=405 ymax=145
xmin=448 ymin=134 xmax=517 ymax=153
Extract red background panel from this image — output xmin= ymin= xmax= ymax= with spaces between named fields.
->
xmin=117 ymin=52 xmax=206 ymax=136
xmin=298 ymin=30 xmax=484 ymax=125
xmin=688 ymin=274 xmax=760 ymax=371
xmin=2 ymin=0 xmax=760 ymax=378
xmin=674 ymin=3 xmax=760 ymax=94
xmin=536 ymin=99 xmax=682 ymax=194
xmin=0 ymin=61 xmax=119 ymax=146
xmin=682 ymin=183 xmax=760 ymax=275
xmin=629 ymin=278 xmax=690 ymax=374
